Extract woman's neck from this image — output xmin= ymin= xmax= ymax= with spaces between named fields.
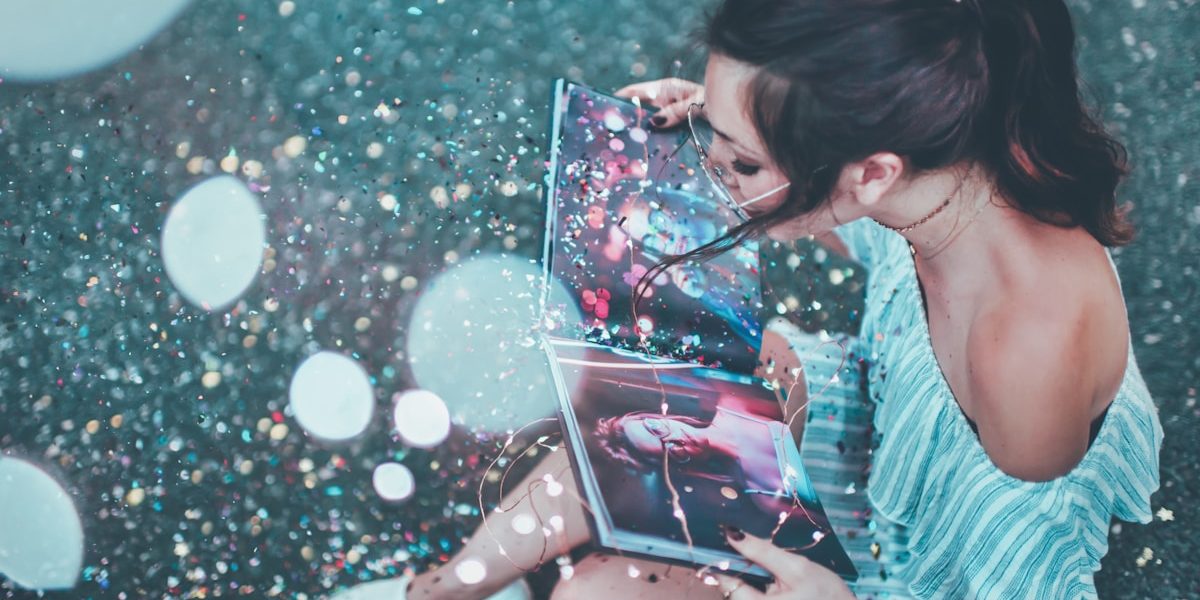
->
xmin=874 ymin=164 xmax=1011 ymax=276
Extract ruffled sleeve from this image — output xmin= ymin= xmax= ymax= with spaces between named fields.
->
xmin=866 ymin=348 xmax=1163 ymax=599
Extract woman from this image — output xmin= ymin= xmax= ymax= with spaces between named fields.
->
xmin=344 ymin=0 xmax=1162 ymax=597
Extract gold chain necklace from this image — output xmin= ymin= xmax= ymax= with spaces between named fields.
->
xmin=913 ymin=188 xmax=995 ymax=259
xmin=874 ymin=167 xmax=971 ymax=234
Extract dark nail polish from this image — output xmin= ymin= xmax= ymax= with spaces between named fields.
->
xmin=724 ymin=525 xmax=745 ymax=541
xmin=650 ymin=115 xmax=666 ymax=127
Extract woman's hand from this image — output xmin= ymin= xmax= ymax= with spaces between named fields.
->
xmin=709 ymin=528 xmax=855 ymax=599
xmin=615 ymin=78 xmax=704 ymax=128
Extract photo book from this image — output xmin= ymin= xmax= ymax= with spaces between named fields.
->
xmin=536 ymin=79 xmax=857 ymax=581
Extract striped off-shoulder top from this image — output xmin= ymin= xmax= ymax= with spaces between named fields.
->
xmin=832 ymin=217 xmax=1163 ymax=599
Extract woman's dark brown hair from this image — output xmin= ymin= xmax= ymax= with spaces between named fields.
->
xmin=640 ymin=0 xmax=1131 ymax=291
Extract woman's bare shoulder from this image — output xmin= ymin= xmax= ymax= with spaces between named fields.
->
xmin=963 ymin=241 xmax=1128 ymax=481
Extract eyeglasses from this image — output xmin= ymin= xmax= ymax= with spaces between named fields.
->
xmin=686 ymin=102 xmax=792 ymax=223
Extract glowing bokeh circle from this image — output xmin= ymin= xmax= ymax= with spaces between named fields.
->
xmin=161 ymin=176 xmax=266 ymax=311
xmin=0 ymin=0 xmax=191 ymax=81
xmin=0 ymin=457 xmax=85 ymax=590
xmin=405 ymin=254 xmax=583 ymax=432
xmin=371 ymin=462 xmax=415 ymax=502
xmin=392 ymin=389 xmax=452 ymax=449
xmin=289 ymin=351 xmax=374 ymax=442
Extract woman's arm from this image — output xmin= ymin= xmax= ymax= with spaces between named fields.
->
xmin=756 ymin=318 xmax=811 ymax=445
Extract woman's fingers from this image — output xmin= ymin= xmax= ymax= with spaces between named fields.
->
xmin=724 ymin=528 xmax=810 ymax=584
xmin=710 ymin=573 xmax=767 ymax=600
xmin=614 ymin=78 xmax=703 ymax=129
xmin=614 ymin=77 xmax=703 ymax=108
xmin=613 ymin=81 xmax=651 ymax=101
xmin=649 ymin=100 xmax=693 ymax=129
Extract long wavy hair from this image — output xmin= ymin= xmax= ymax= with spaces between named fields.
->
xmin=641 ymin=0 xmax=1131 ymax=288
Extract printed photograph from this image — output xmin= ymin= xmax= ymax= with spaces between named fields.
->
xmin=549 ymin=338 xmax=856 ymax=578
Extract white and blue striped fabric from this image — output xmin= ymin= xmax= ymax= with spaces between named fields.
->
xmin=783 ymin=218 xmax=1163 ymax=599
xmin=778 ymin=322 xmax=912 ymax=597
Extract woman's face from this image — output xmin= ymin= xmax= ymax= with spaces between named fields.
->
xmin=702 ymin=53 xmax=861 ymax=241
xmin=620 ymin=414 xmax=710 ymax=463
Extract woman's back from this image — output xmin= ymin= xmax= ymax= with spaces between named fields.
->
xmin=913 ymin=205 xmax=1131 ymax=480
xmin=821 ymin=217 xmax=1163 ymax=598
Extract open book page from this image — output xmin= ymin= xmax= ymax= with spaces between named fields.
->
xmin=541 ymin=80 xmax=763 ymax=375
xmin=544 ymin=336 xmax=857 ymax=580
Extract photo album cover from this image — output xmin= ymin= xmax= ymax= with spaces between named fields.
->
xmin=537 ymin=79 xmax=857 ymax=581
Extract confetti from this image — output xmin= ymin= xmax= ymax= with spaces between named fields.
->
xmin=0 ymin=1 xmax=1183 ymax=598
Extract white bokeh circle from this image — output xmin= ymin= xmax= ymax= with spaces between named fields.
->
xmin=454 ymin=558 xmax=488 ymax=585
xmin=0 ymin=0 xmax=191 ymax=81
xmin=371 ymin=462 xmax=415 ymax=502
xmin=510 ymin=513 xmax=537 ymax=535
xmin=392 ymin=389 xmax=452 ymax=449
xmin=0 ymin=457 xmax=84 ymax=590
xmin=405 ymin=254 xmax=582 ymax=432
xmin=162 ymin=176 xmax=266 ymax=311
xmin=289 ymin=351 xmax=374 ymax=441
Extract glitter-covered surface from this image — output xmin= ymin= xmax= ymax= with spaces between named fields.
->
xmin=0 ymin=1 xmax=1194 ymax=598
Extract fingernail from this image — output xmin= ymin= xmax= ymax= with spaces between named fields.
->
xmin=650 ymin=115 xmax=666 ymax=127
xmin=724 ymin=525 xmax=745 ymax=541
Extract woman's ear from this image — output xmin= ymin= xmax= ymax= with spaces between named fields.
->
xmin=845 ymin=152 xmax=905 ymax=208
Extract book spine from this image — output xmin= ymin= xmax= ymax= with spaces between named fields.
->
xmin=538 ymin=78 xmax=567 ymax=320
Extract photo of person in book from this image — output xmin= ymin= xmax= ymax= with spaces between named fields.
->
xmin=549 ymin=347 xmax=840 ymax=566
xmin=592 ymin=408 xmax=817 ymax=524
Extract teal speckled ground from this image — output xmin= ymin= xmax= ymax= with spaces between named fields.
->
xmin=1071 ymin=1 xmax=1198 ymax=596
